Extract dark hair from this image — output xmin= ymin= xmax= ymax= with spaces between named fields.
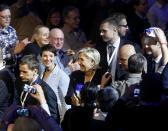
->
xmin=0 ymin=4 xmax=10 ymax=12
xmin=19 ymin=55 xmax=40 ymax=70
xmin=62 ymin=6 xmax=78 ymax=20
xmin=109 ymin=12 xmax=127 ymax=24
xmin=101 ymin=16 xmax=119 ymax=28
xmin=128 ymin=53 xmax=146 ymax=73
xmin=80 ymin=86 xmax=99 ymax=108
xmin=13 ymin=117 xmax=41 ymax=131
xmin=131 ymin=0 xmax=143 ymax=6
xmin=97 ymin=86 xmax=119 ymax=112
xmin=40 ymin=44 xmax=57 ymax=56
xmin=46 ymin=8 xmax=62 ymax=29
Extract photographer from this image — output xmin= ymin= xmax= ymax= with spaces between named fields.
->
xmin=0 ymin=84 xmax=62 ymax=131
xmin=15 ymin=54 xmax=60 ymax=123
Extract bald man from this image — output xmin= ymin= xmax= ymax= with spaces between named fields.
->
xmin=119 ymin=44 xmax=136 ymax=71
xmin=49 ymin=28 xmax=80 ymax=75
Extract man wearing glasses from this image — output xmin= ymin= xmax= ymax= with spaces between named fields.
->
xmin=0 ymin=4 xmax=17 ymax=71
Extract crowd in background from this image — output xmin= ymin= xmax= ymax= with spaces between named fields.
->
xmin=0 ymin=0 xmax=168 ymax=131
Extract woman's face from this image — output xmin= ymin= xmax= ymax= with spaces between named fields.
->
xmin=36 ymin=27 xmax=49 ymax=46
xmin=77 ymin=53 xmax=95 ymax=72
xmin=41 ymin=51 xmax=55 ymax=68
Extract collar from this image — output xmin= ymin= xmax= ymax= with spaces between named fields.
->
xmin=153 ymin=54 xmax=162 ymax=63
xmin=0 ymin=27 xmax=9 ymax=34
xmin=128 ymin=73 xmax=142 ymax=78
xmin=30 ymin=74 xmax=39 ymax=85
xmin=107 ymin=37 xmax=120 ymax=48
xmin=0 ymin=65 xmax=5 ymax=70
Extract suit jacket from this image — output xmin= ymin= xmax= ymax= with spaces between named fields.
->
xmin=15 ymin=76 xmax=60 ymax=123
xmin=146 ymin=54 xmax=164 ymax=74
xmin=65 ymin=70 xmax=102 ymax=105
xmin=96 ymin=38 xmax=128 ymax=81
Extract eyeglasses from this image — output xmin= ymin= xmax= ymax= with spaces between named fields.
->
xmin=119 ymin=24 xmax=128 ymax=28
xmin=0 ymin=15 xmax=11 ymax=20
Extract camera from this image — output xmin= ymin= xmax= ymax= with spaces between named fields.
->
xmin=144 ymin=27 xmax=156 ymax=38
xmin=16 ymin=108 xmax=29 ymax=117
xmin=23 ymin=84 xmax=36 ymax=94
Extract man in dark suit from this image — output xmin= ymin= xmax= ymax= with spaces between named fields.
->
xmin=16 ymin=54 xmax=60 ymax=123
xmin=142 ymin=27 xmax=168 ymax=74
xmin=98 ymin=16 xmax=129 ymax=81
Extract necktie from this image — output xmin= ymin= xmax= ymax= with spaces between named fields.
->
xmin=152 ymin=60 xmax=156 ymax=72
xmin=108 ymin=45 xmax=115 ymax=57
xmin=107 ymin=45 xmax=115 ymax=72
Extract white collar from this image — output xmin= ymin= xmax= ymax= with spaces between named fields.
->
xmin=154 ymin=54 xmax=162 ymax=63
xmin=0 ymin=65 xmax=5 ymax=70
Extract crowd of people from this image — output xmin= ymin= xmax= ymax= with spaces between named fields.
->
xmin=0 ymin=0 xmax=168 ymax=131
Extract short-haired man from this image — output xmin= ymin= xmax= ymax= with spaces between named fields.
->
xmin=99 ymin=16 xmax=129 ymax=81
xmin=17 ymin=55 xmax=60 ymax=123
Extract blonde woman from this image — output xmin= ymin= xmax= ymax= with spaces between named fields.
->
xmin=21 ymin=25 xmax=49 ymax=57
xmin=65 ymin=47 xmax=102 ymax=106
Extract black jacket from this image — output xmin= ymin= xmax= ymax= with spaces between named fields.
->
xmin=15 ymin=76 xmax=60 ymax=123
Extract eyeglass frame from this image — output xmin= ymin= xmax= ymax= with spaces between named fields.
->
xmin=0 ymin=15 xmax=11 ymax=20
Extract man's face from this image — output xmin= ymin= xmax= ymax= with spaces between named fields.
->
xmin=19 ymin=64 xmax=36 ymax=83
xmin=0 ymin=9 xmax=11 ymax=28
xmin=142 ymin=36 xmax=159 ymax=55
xmin=65 ymin=9 xmax=80 ymax=29
xmin=118 ymin=18 xmax=129 ymax=37
xmin=49 ymin=30 xmax=64 ymax=49
xmin=100 ymin=22 xmax=115 ymax=43
xmin=119 ymin=54 xmax=129 ymax=70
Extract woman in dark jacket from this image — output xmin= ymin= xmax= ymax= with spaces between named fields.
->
xmin=65 ymin=47 xmax=102 ymax=106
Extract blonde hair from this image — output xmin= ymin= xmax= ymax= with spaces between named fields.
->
xmin=31 ymin=25 xmax=49 ymax=42
xmin=78 ymin=47 xmax=100 ymax=66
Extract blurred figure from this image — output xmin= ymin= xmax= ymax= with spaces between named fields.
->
xmin=128 ymin=0 xmax=150 ymax=45
xmin=46 ymin=8 xmax=62 ymax=29
xmin=62 ymin=6 xmax=91 ymax=51
xmin=62 ymin=85 xmax=99 ymax=131
xmin=147 ymin=0 xmax=168 ymax=30
xmin=10 ymin=0 xmax=43 ymax=41
xmin=0 ymin=84 xmax=62 ymax=131
xmin=0 ymin=47 xmax=15 ymax=121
